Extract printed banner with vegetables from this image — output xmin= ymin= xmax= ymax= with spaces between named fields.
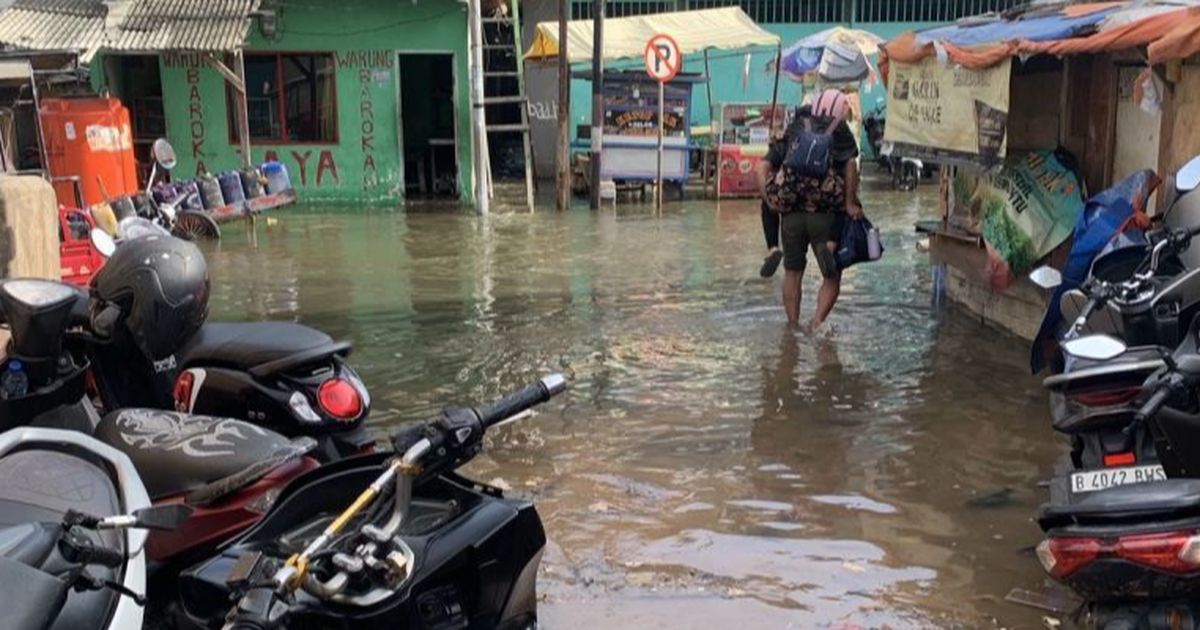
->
xmin=884 ymin=56 xmax=1011 ymax=167
xmin=950 ymin=150 xmax=1084 ymax=289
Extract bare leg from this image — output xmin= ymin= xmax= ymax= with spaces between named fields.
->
xmin=810 ymin=241 xmax=842 ymax=330
xmin=783 ymin=269 xmax=803 ymax=326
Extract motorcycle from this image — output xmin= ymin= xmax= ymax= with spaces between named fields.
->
xmin=77 ymin=231 xmax=376 ymax=461
xmin=862 ymin=106 xmax=931 ymax=191
xmin=1036 ymin=330 xmax=1200 ymax=628
xmin=178 ymin=374 xmax=568 ymax=629
xmin=0 ymin=426 xmax=192 ymax=630
xmin=1028 ymin=158 xmax=1200 ymax=627
xmin=0 ymin=275 xmax=320 ymax=618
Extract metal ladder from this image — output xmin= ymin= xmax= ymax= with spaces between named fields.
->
xmin=480 ymin=0 xmax=535 ymax=211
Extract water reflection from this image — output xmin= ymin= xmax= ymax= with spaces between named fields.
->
xmin=201 ymin=181 xmax=1061 ymax=628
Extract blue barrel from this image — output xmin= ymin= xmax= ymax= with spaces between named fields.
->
xmin=240 ymin=167 xmax=265 ymax=199
xmin=219 ymin=171 xmax=246 ymax=206
xmin=261 ymin=161 xmax=291 ymax=193
xmin=197 ymin=174 xmax=225 ymax=210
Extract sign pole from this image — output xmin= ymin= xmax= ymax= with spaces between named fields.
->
xmin=644 ymin=33 xmax=681 ymax=212
xmin=656 ymin=80 xmax=664 ymax=211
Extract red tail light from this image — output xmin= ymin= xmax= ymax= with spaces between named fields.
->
xmin=1069 ymin=387 xmax=1142 ymax=407
xmin=173 ymin=372 xmax=195 ymax=412
xmin=317 ymin=378 xmax=363 ymax=421
xmin=1038 ymin=531 xmax=1200 ymax=578
xmin=1103 ymin=452 xmax=1136 ymax=467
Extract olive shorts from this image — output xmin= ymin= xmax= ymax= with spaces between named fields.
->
xmin=781 ymin=211 xmax=842 ymax=278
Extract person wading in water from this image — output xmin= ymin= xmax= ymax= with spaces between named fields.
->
xmin=756 ymin=89 xmax=862 ymax=330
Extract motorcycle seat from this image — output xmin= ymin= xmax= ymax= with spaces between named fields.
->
xmin=178 ymin=321 xmax=348 ymax=375
xmin=94 ymin=409 xmax=293 ymax=500
xmin=1042 ymin=478 xmax=1200 ymax=523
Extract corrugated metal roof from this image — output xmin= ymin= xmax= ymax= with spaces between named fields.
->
xmin=0 ymin=0 xmax=260 ymax=58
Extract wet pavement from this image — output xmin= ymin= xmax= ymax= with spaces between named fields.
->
xmin=202 ymin=177 xmax=1064 ymax=629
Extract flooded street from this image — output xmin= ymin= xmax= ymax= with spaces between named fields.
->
xmin=201 ymin=178 xmax=1062 ymax=629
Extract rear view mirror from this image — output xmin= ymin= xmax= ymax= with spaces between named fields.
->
xmin=1029 ymin=266 xmax=1063 ymax=289
xmin=1178 ymin=155 xmax=1200 ymax=194
xmin=152 ymin=138 xmax=177 ymax=171
xmin=132 ymin=505 xmax=193 ymax=531
xmin=90 ymin=228 xmax=115 ymax=258
xmin=1062 ymin=334 xmax=1128 ymax=361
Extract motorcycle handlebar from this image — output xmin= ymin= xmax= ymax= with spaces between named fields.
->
xmin=476 ymin=374 xmax=568 ymax=429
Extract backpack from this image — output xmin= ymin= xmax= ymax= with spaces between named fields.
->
xmin=783 ymin=117 xmax=837 ymax=178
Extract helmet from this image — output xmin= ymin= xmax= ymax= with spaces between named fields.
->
xmin=91 ymin=234 xmax=209 ymax=360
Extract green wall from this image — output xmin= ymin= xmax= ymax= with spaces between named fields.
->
xmin=154 ymin=0 xmax=474 ymax=205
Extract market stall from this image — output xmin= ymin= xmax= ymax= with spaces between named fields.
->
xmin=525 ymin=7 xmax=780 ymax=198
xmin=881 ymin=0 xmax=1200 ymax=339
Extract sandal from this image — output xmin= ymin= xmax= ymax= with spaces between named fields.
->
xmin=760 ymin=250 xmax=783 ymax=278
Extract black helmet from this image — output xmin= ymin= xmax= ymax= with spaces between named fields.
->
xmin=91 ymin=234 xmax=209 ymax=360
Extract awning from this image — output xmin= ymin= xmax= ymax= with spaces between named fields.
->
xmin=0 ymin=0 xmax=261 ymax=62
xmin=884 ymin=1 xmax=1200 ymax=71
xmin=524 ymin=7 xmax=779 ymax=64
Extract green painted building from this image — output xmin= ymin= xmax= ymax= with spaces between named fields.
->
xmin=98 ymin=0 xmax=476 ymax=205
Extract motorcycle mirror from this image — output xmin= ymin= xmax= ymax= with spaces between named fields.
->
xmin=90 ymin=228 xmax=115 ymax=258
xmin=1062 ymin=334 xmax=1127 ymax=361
xmin=151 ymin=138 xmax=177 ymax=171
xmin=1029 ymin=266 xmax=1063 ymax=290
xmin=132 ymin=505 xmax=193 ymax=531
xmin=1178 ymin=154 xmax=1200 ymax=194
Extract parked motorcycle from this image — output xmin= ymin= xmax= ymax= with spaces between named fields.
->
xmin=76 ymin=233 xmax=376 ymax=461
xmin=1036 ymin=331 xmax=1200 ymax=629
xmin=1027 ymin=157 xmax=1200 ymax=627
xmin=178 ymin=374 xmax=568 ymax=629
xmin=862 ymin=107 xmax=932 ymax=191
xmin=0 ymin=426 xmax=192 ymax=630
xmin=0 ymin=276 xmax=320 ymax=590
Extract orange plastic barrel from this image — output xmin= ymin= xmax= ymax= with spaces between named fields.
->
xmin=40 ymin=98 xmax=139 ymax=207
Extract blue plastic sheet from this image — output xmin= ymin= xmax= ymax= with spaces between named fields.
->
xmin=1029 ymin=170 xmax=1160 ymax=373
xmin=917 ymin=7 xmax=1117 ymax=48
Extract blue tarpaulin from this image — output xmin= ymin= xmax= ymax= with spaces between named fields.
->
xmin=916 ymin=7 xmax=1120 ymax=48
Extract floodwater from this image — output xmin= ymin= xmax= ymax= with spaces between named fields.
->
xmin=202 ymin=177 xmax=1063 ymax=629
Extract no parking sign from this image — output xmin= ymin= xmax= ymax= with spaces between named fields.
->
xmin=644 ymin=34 xmax=682 ymax=83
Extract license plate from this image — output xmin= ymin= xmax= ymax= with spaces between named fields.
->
xmin=1070 ymin=465 xmax=1167 ymax=494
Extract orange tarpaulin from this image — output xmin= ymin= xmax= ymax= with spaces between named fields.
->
xmin=1149 ymin=8 xmax=1200 ymax=63
xmin=882 ymin=5 xmax=1200 ymax=73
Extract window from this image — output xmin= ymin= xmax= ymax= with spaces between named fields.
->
xmin=229 ymin=52 xmax=337 ymax=144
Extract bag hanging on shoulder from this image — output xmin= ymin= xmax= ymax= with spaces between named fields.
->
xmin=783 ymin=117 xmax=836 ymax=179
xmin=836 ymin=217 xmax=884 ymax=270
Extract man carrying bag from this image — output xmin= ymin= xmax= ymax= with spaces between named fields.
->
xmin=756 ymin=89 xmax=864 ymax=331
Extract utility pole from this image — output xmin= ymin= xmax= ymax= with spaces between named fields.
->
xmin=556 ymin=0 xmax=570 ymax=210
xmin=468 ymin=0 xmax=490 ymax=215
xmin=588 ymin=0 xmax=604 ymax=209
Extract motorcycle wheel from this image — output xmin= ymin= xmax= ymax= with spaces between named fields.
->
xmin=171 ymin=211 xmax=221 ymax=241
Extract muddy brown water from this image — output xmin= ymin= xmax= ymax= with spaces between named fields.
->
xmin=201 ymin=179 xmax=1063 ymax=629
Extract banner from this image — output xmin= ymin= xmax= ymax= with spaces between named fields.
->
xmin=949 ymin=150 xmax=1085 ymax=287
xmin=884 ymin=56 xmax=1011 ymax=166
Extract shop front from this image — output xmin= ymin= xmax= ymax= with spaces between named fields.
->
xmin=103 ymin=0 xmax=475 ymax=204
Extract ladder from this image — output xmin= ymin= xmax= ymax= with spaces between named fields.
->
xmin=479 ymin=0 xmax=535 ymax=211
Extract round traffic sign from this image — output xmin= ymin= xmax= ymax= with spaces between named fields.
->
xmin=644 ymin=34 xmax=682 ymax=83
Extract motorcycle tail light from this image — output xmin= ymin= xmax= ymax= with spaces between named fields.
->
xmin=1069 ymin=387 xmax=1142 ymax=407
xmin=317 ymin=378 xmax=363 ymax=421
xmin=1038 ymin=531 xmax=1200 ymax=579
xmin=173 ymin=372 xmax=195 ymax=412
xmin=1103 ymin=452 xmax=1136 ymax=467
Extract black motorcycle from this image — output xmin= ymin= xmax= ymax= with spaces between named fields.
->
xmin=178 ymin=374 xmax=568 ymax=629
xmin=76 ymin=233 xmax=375 ymax=461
